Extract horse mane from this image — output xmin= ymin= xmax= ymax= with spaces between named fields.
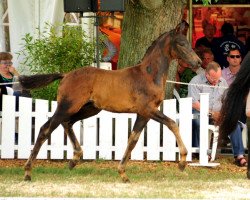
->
xmin=142 ymin=30 xmax=174 ymax=60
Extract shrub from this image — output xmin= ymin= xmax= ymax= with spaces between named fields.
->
xmin=18 ymin=24 xmax=95 ymax=101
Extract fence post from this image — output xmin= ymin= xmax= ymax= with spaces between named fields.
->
xmin=162 ymin=99 xmax=177 ymax=161
xmin=114 ymin=113 xmax=129 ymax=160
xmin=50 ymin=101 xmax=64 ymax=159
xmin=179 ymin=97 xmax=193 ymax=161
xmin=199 ymin=93 xmax=209 ymax=165
xmin=1 ymin=95 xmax=16 ymax=158
xmin=189 ymin=93 xmax=220 ymax=167
xmin=18 ymin=96 xmax=32 ymax=159
xmin=35 ymin=99 xmax=49 ymax=159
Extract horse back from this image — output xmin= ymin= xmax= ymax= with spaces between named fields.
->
xmin=57 ymin=66 xmax=165 ymax=115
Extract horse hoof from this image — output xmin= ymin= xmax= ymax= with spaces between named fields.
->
xmin=24 ymin=175 xmax=31 ymax=181
xmin=178 ymin=161 xmax=187 ymax=171
xmin=69 ymin=161 xmax=77 ymax=170
xmin=121 ymin=177 xmax=131 ymax=183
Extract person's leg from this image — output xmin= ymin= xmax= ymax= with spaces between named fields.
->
xmin=247 ymin=118 xmax=250 ymax=178
xmin=13 ymin=90 xmax=21 ymax=111
xmin=192 ymin=109 xmax=200 ymax=147
xmin=229 ymin=122 xmax=247 ymax=166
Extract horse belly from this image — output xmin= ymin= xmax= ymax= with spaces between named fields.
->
xmin=91 ymin=85 xmax=137 ymax=113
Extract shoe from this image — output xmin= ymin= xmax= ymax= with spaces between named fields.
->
xmin=208 ymin=154 xmax=212 ymax=162
xmin=234 ymin=157 xmax=248 ymax=167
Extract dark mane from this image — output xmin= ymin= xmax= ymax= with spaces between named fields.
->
xmin=142 ymin=30 xmax=173 ymax=60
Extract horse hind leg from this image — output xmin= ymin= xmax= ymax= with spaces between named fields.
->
xmin=24 ymin=115 xmax=63 ymax=181
xmin=118 ymin=114 xmax=149 ymax=183
xmin=150 ymin=110 xmax=187 ymax=171
xmin=63 ymin=102 xmax=102 ymax=170
xmin=62 ymin=122 xmax=83 ymax=170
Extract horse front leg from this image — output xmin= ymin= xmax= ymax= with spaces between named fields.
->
xmin=118 ymin=115 xmax=148 ymax=183
xmin=151 ymin=110 xmax=187 ymax=171
xmin=62 ymin=122 xmax=83 ymax=170
xmin=24 ymin=117 xmax=61 ymax=181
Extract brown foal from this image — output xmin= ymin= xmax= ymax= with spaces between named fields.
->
xmin=19 ymin=22 xmax=201 ymax=182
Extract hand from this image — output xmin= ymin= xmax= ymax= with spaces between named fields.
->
xmin=211 ymin=111 xmax=220 ymax=124
xmin=8 ymin=66 xmax=19 ymax=76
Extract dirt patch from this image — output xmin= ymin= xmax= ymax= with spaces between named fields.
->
xmin=0 ymin=155 xmax=247 ymax=174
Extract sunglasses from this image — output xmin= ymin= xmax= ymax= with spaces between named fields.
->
xmin=0 ymin=61 xmax=13 ymax=66
xmin=228 ymin=55 xmax=241 ymax=59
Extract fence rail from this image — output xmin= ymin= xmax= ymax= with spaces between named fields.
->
xmin=0 ymin=94 xmax=212 ymax=164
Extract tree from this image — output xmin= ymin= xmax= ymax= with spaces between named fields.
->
xmin=118 ymin=0 xmax=215 ymax=99
xmin=118 ymin=0 xmax=187 ymax=99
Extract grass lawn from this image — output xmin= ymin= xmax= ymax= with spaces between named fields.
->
xmin=0 ymin=156 xmax=250 ymax=199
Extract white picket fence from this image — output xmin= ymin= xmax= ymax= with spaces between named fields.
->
xmin=0 ymin=94 xmax=213 ymax=164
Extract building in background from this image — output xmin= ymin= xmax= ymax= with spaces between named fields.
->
xmin=191 ymin=0 xmax=250 ymax=48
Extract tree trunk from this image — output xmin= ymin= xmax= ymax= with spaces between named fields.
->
xmin=118 ymin=0 xmax=187 ymax=99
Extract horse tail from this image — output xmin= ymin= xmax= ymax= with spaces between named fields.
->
xmin=18 ymin=73 xmax=64 ymax=90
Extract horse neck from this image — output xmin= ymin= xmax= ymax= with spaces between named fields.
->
xmin=141 ymin=38 xmax=171 ymax=82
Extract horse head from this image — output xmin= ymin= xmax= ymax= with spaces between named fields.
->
xmin=169 ymin=22 xmax=202 ymax=68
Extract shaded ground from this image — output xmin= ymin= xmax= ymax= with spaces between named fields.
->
xmin=0 ymin=155 xmax=247 ymax=173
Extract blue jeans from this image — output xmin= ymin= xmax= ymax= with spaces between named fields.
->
xmin=192 ymin=109 xmax=200 ymax=147
xmin=229 ymin=123 xmax=245 ymax=157
xmin=192 ymin=109 xmax=245 ymax=157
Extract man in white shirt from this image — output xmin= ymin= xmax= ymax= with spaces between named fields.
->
xmin=188 ymin=61 xmax=228 ymax=147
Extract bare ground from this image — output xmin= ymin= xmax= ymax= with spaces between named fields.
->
xmin=0 ymin=157 xmax=250 ymax=199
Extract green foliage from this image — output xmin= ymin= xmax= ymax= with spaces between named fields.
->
xmin=194 ymin=0 xmax=218 ymax=5
xmin=18 ymin=24 xmax=95 ymax=101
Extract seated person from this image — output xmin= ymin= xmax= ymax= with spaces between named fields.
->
xmin=219 ymin=51 xmax=250 ymax=167
xmin=0 ymin=52 xmax=19 ymax=85
xmin=188 ymin=61 xmax=246 ymax=166
xmin=176 ymin=48 xmax=213 ymax=98
xmin=195 ymin=23 xmax=216 ymax=51
xmin=200 ymin=48 xmax=214 ymax=71
xmin=222 ymin=47 xmax=242 ymax=86
xmin=0 ymin=52 xmax=22 ymax=110
xmin=188 ymin=61 xmax=227 ymax=147
xmin=211 ymin=22 xmax=246 ymax=68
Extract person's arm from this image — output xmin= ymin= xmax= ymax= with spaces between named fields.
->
xmin=246 ymin=90 xmax=250 ymax=117
xmin=188 ymin=76 xmax=201 ymax=112
xmin=192 ymin=101 xmax=200 ymax=111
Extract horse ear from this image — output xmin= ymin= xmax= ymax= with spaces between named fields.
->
xmin=175 ymin=20 xmax=189 ymax=35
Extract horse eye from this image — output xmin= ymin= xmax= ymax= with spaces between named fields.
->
xmin=178 ymin=41 xmax=185 ymax=46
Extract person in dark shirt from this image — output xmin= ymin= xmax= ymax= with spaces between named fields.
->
xmin=0 ymin=52 xmax=22 ymax=110
xmin=212 ymin=22 xmax=246 ymax=69
xmin=195 ymin=23 xmax=216 ymax=51
xmin=0 ymin=78 xmax=7 ymax=111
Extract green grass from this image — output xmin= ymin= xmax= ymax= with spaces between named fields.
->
xmin=0 ymin=157 xmax=250 ymax=199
